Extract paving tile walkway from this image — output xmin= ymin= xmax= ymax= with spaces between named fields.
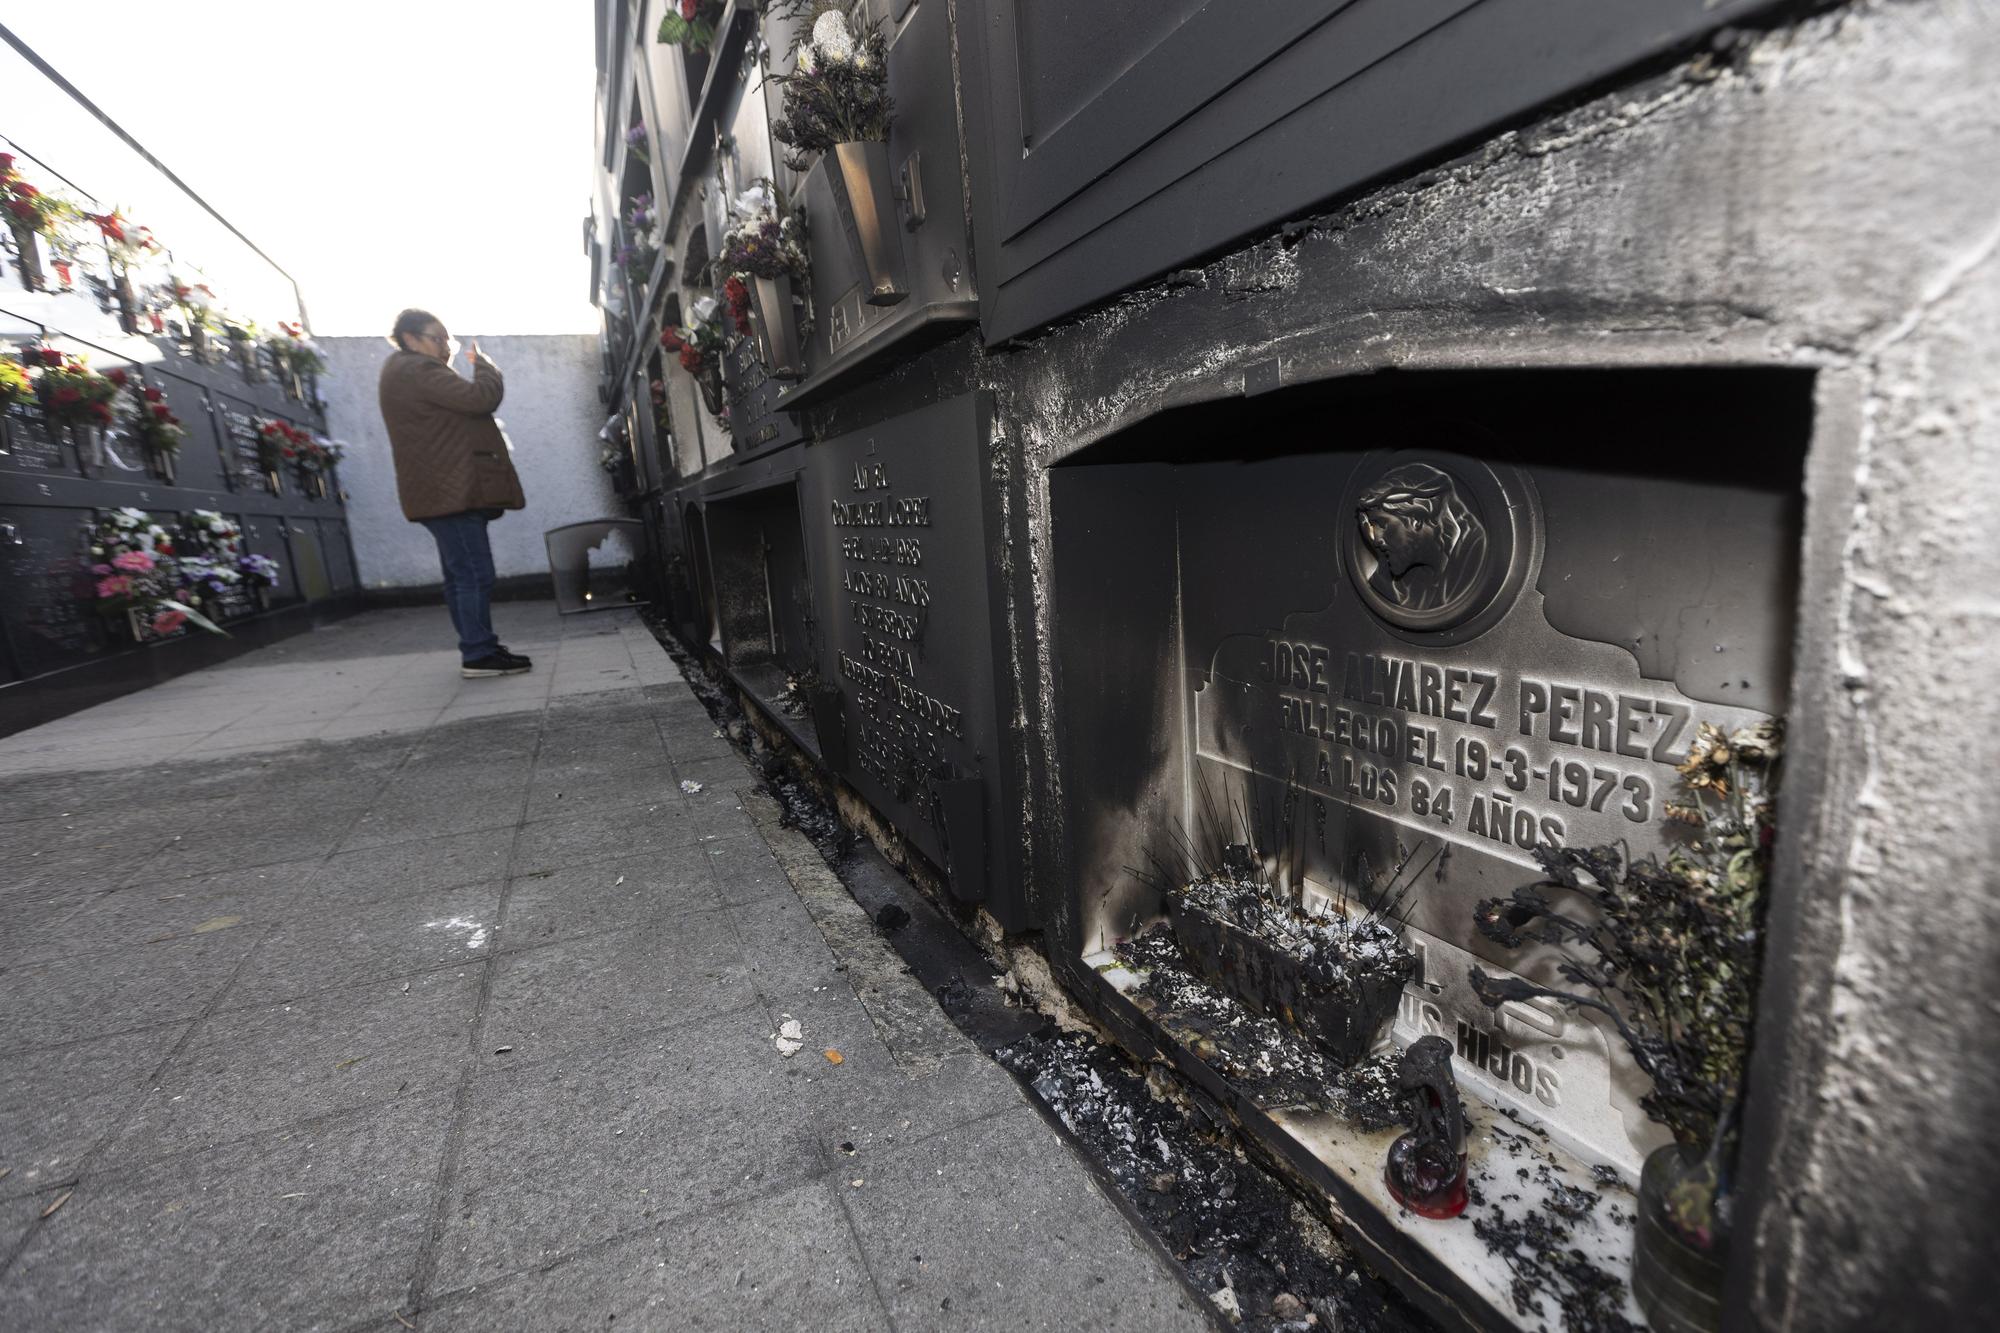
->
xmin=0 ymin=603 xmax=1207 ymax=1332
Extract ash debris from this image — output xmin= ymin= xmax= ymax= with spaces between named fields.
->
xmin=1113 ymin=929 xmax=1402 ymax=1126
xmin=999 ymin=1029 xmax=1435 ymax=1333
xmin=1468 ymin=1125 xmax=1635 ymax=1333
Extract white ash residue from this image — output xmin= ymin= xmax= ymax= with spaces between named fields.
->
xmin=1115 ymin=929 xmax=1404 ymax=1125
xmin=1178 ymin=875 xmax=1414 ymax=991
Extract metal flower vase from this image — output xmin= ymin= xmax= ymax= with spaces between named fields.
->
xmin=750 ymin=275 xmax=805 ymax=380
xmin=831 ymin=141 xmax=909 ymax=307
xmin=233 ymin=335 xmax=262 ymax=382
xmin=189 ymin=323 xmax=213 ymax=364
xmin=114 ymin=273 xmax=140 ymax=334
xmin=69 ymin=422 xmax=105 ymax=479
xmin=698 ymin=362 xmax=726 ymax=418
xmin=7 ymin=220 xmax=45 ymax=292
xmin=150 ymin=442 xmax=177 ymax=485
xmin=1631 ymin=1145 xmax=1727 ymax=1333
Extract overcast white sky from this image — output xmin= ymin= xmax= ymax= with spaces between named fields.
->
xmin=0 ymin=1 xmax=599 ymax=337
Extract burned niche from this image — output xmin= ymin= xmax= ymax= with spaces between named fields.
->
xmin=700 ymin=476 xmax=822 ymax=732
xmin=798 ymin=392 xmax=1020 ymax=924
xmin=1053 ymin=369 xmax=1809 ymax=1240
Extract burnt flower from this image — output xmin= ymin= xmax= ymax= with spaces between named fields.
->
xmin=1470 ymin=718 xmax=1783 ymax=1226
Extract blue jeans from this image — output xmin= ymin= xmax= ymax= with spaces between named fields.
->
xmin=419 ymin=510 xmax=500 ymax=663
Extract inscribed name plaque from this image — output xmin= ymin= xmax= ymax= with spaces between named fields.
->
xmin=214 ymin=397 xmax=274 ymax=493
xmin=1190 ymin=447 xmax=1790 ymax=1174
xmin=0 ymin=402 xmax=69 ymax=476
xmin=0 ymin=504 xmax=103 ymax=678
xmin=802 ymin=393 xmax=1019 ymax=924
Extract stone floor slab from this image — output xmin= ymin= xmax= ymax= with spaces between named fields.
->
xmin=0 ymin=1094 xmax=452 ymax=1333
xmin=99 ymin=969 xmax=480 ymax=1170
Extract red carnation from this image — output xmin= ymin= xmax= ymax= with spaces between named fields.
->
xmin=282 ymin=447 xmax=295 ymax=459
xmin=681 ymin=0 xmax=697 ymax=18
xmin=54 ymin=386 xmax=81 ymax=405
xmin=37 ymin=348 xmax=61 ymax=366
xmin=143 ymin=387 xmax=163 ymax=402
xmin=106 ymin=368 xmax=129 ymax=387
xmin=152 ymin=404 xmax=172 ymax=420
xmin=0 ymin=154 xmax=13 ymax=172
xmin=88 ymin=402 xmax=113 ymax=424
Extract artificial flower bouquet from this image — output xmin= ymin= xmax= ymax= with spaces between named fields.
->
xmin=661 ymin=296 xmax=730 ymax=416
xmin=720 ymin=181 xmax=808 ymax=283
xmin=772 ymin=7 xmax=906 ymax=305
xmin=26 ymin=346 xmax=118 ymax=430
xmin=1 ymin=152 xmax=66 ymax=238
xmin=616 ymin=194 xmax=661 ymax=278
xmin=2 ymin=152 xmax=72 ymax=290
xmin=656 ymin=0 xmax=727 ymax=53
xmin=660 ymin=296 xmax=728 ymax=378
xmin=85 ymin=507 xmax=225 ymax=640
xmin=0 ymin=353 xmax=28 ymax=409
xmin=269 ymin=322 xmax=327 ymax=396
xmin=771 ymin=8 xmax=893 ymax=169
xmin=106 ymin=369 xmax=184 ymax=461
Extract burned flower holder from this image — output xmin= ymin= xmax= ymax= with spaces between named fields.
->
xmin=1384 ymin=1035 xmax=1469 ymax=1219
xmin=1632 ymin=1145 xmax=1727 ymax=1333
xmin=1167 ymin=872 xmax=1416 ymax=1067
xmin=830 ymin=142 xmax=908 ymax=307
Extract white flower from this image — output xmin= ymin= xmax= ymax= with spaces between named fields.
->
xmin=692 ymin=295 xmax=718 ymax=324
xmin=733 ymin=182 xmax=774 ymax=219
xmin=796 ymin=44 xmax=816 ymax=74
xmin=811 ymin=10 xmax=855 ymax=64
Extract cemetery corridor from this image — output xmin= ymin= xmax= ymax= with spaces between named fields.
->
xmin=0 ymin=603 xmax=1205 ymax=1331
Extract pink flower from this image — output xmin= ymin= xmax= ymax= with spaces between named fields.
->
xmin=96 ymin=575 xmax=132 ymax=598
xmin=110 ymin=550 xmax=154 ymax=573
xmin=91 ymin=563 xmax=112 ymax=575
xmin=151 ymin=609 xmax=188 ymax=633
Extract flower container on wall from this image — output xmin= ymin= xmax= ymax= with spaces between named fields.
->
xmin=1632 ymin=1145 xmax=1727 ymax=1332
xmin=698 ymin=362 xmax=726 ymax=418
xmin=148 ymin=437 xmax=176 ymax=486
xmin=114 ymin=274 xmax=140 ymax=334
xmin=7 ymin=220 xmax=45 ymax=293
xmin=750 ymin=277 xmax=804 ymax=380
xmin=69 ymin=422 xmax=105 ymax=479
xmin=231 ymin=332 xmax=262 ymax=383
xmin=830 ymin=142 xmax=908 ymax=307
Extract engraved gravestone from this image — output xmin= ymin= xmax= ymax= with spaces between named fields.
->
xmin=0 ymin=401 xmax=70 ymax=476
xmin=1054 ymin=386 xmax=1805 ymax=1181
xmin=802 ymin=393 xmax=1019 ymax=923
xmin=1189 ymin=448 xmax=1789 ymax=1175
xmin=214 ymin=397 xmax=274 ymax=493
xmin=0 ymin=504 xmax=102 ymax=677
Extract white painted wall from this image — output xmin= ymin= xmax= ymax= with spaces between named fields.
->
xmin=318 ymin=334 xmax=619 ymax=588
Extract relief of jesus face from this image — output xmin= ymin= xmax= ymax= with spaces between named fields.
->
xmin=1359 ymin=508 xmax=1438 ymax=581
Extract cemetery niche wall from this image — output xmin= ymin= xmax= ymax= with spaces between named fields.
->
xmin=0 ymin=328 xmax=360 ymax=734
xmin=1049 ymin=366 xmax=1810 ymax=1325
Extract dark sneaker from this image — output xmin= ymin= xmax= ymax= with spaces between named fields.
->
xmin=461 ymin=652 xmax=532 ymax=678
xmin=497 ymin=650 xmax=533 ymax=670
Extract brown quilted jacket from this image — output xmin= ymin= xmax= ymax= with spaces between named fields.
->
xmin=377 ymin=348 xmax=526 ymax=521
